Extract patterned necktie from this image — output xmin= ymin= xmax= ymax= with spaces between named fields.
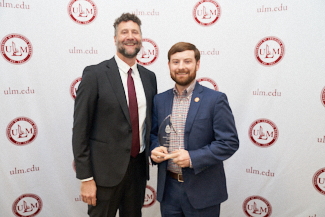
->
xmin=127 ymin=68 xmax=140 ymax=157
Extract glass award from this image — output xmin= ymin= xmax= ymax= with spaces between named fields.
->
xmin=158 ymin=115 xmax=180 ymax=150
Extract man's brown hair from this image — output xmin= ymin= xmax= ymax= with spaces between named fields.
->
xmin=168 ymin=42 xmax=200 ymax=62
xmin=113 ymin=13 xmax=142 ymax=36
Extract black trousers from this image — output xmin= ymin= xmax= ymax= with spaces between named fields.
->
xmin=88 ymin=152 xmax=147 ymax=217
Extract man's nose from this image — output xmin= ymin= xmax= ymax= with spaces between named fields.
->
xmin=178 ymin=61 xmax=185 ymax=69
xmin=126 ymin=32 xmax=134 ymax=39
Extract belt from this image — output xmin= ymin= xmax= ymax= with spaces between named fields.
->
xmin=168 ymin=171 xmax=184 ymax=182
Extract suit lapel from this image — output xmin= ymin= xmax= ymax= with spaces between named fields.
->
xmin=105 ymin=57 xmax=131 ymax=125
xmin=165 ymin=90 xmax=174 ymax=117
xmin=184 ymin=82 xmax=204 ymax=148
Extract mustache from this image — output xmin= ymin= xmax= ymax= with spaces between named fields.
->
xmin=122 ymin=39 xmax=140 ymax=45
xmin=176 ymin=69 xmax=190 ymax=73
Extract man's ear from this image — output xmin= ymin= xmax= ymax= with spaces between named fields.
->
xmin=196 ymin=60 xmax=201 ymax=71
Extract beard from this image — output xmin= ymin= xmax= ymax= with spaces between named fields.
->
xmin=171 ymin=67 xmax=197 ymax=86
xmin=117 ymin=39 xmax=142 ymax=58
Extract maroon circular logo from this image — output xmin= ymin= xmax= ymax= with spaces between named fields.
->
xmin=68 ymin=0 xmax=97 ymax=25
xmin=313 ymin=168 xmax=325 ymax=195
xmin=1 ymin=34 xmax=33 ymax=64
xmin=12 ymin=194 xmax=43 ymax=217
xmin=193 ymin=0 xmax=221 ymax=26
xmin=248 ymin=119 xmax=278 ymax=147
xmin=7 ymin=117 xmax=38 ymax=146
xmin=143 ymin=185 xmax=156 ymax=208
xmin=70 ymin=77 xmax=82 ymax=99
xmin=243 ymin=196 xmax=272 ymax=217
xmin=197 ymin=77 xmax=218 ymax=91
xmin=321 ymin=86 xmax=325 ymax=107
xmin=255 ymin=36 xmax=285 ymax=66
xmin=136 ymin=38 xmax=158 ymax=66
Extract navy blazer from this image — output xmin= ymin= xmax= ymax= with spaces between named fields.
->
xmin=150 ymin=82 xmax=239 ymax=209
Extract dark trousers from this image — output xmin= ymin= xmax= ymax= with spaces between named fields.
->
xmin=160 ymin=174 xmax=220 ymax=217
xmin=88 ymin=152 xmax=147 ymax=217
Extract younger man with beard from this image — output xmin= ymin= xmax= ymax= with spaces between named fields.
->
xmin=72 ymin=13 xmax=157 ymax=217
xmin=150 ymin=42 xmax=239 ymax=216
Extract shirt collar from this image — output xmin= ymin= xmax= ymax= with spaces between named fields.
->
xmin=114 ymin=54 xmax=138 ymax=74
xmin=173 ymin=80 xmax=196 ymax=97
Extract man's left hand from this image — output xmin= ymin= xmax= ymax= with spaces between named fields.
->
xmin=164 ymin=149 xmax=191 ymax=168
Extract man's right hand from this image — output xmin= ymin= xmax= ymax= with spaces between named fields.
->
xmin=151 ymin=146 xmax=169 ymax=163
xmin=81 ymin=179 xmax=97 ymax=206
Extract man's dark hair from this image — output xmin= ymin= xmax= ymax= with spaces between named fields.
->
xmin=113 ymin=13 xmax=142 ymax=36
xmin=168 ymin=42 xmax=200 ymax=62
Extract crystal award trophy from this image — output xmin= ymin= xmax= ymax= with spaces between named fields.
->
xmin=158 ymin=115 xmax=180 ymax=151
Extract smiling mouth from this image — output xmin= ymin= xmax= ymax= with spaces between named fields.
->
xmin=123 ymin=41 xmax=138 ymax=46
xmin=176 ymin=69 xmax=189 ymax=75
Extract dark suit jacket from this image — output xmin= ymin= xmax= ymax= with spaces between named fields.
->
xmin=150 ymin=82 xmax=239 ymax=209
xmin=73 ymin=57 xmax=157 ymax=187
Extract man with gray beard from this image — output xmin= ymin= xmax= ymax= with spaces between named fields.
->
xmin=72 ymin=13 xmax=157 ymax=217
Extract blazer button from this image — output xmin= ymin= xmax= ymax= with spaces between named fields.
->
xmin=128 ymin=129 xmax=132 ymax=133
xmin=126 ymin=149 xmax=130 ymax=153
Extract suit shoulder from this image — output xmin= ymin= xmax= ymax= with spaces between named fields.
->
xmin=137 ymin=64 xmax=156 ymax=77
xmin=154 ymin=88 xmax=173 ymax=99
xmin=81 ymin=60 xmax=111 ymax=80
xmin=84 ymin=60 xmax=109 ymax=71
xmin=201 ymin=85 xmax=225 ymax=97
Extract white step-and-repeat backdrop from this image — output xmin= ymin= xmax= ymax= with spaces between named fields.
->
xmin=1 ymin=0 xmax=325 ymax=216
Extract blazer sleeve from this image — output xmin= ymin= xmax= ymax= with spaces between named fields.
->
xmin=189 ymin=93 xmax=239 ymax=175
xmin=72 ymin=66 xmax=98 ymax=180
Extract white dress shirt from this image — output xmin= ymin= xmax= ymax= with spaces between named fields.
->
xmin=114 ymin=54 xmax=147 ymax=153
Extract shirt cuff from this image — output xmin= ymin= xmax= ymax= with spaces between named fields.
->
xmin=81 ymin=177 xmax=93 ymax=182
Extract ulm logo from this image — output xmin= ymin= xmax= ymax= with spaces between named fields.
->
xmin=136 ymin=38 xmax=158 ymax=66
xmin=197 ymin=77 xmax=218 ymax=91
xmin=68 ymin=0 xmax=97 ymax=24
xmin=243 ymin=196 xmax=272 ymax=217
xmin=1 ymin=34 xmax=32 ymax=64
xmin=7 ymin=117 xmax=37 ymax=146
xmin=70 ymin=77 xmax=82 ymax=99
xmin=255 ymin=36 xmax=284 ymax=66
xmin=193 ymin=0 xmax=221 ymax=26
xmin=249 ymin=119 xmax=278 ymax=147
xmin=313 ymin=168 xmax=325 ymax=195
xmin=12 ymin=194 xmax=43 ymax=217
xmin=320 ymin=86 xmax=325 ymax=108
xmin=143 ymin=185 xmax=156 ymax=208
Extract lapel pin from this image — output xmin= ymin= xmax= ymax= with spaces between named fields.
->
xmin=194 ymin=97 xmax=200 ymax=102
